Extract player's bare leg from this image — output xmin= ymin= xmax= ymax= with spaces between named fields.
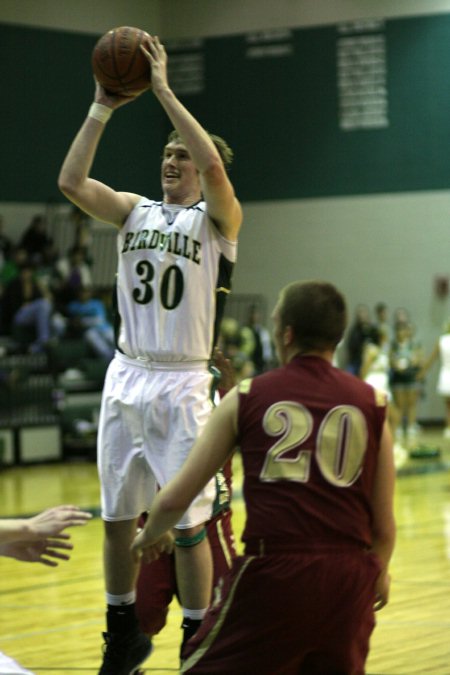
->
xmin=174 ymin=524 xmax=213 ymax=655
xmin=104 ymin=519 xmax=139 ymax=592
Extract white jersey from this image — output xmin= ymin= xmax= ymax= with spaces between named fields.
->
xmin=363 ymin=345 xmax=392 ymax=401
xmin=437 ymin=333 xmax=450 ymax=396
xmin=115 ymin=198 xmax=237 ymax=361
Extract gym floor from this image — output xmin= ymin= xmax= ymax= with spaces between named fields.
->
xmin=0 ymin=426 xmax=450 ymax=673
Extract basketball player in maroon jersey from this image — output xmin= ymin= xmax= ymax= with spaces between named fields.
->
xmin=132 ymin=280 xmax=396 ymax=674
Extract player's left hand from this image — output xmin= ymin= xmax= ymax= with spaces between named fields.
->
xmin=94 ymin=79 xmax=142 ymax=109
xmin=131 ymin=529 xmax=174 ymax=563
xmin=0 ymin=538 xmax=74 ymax=566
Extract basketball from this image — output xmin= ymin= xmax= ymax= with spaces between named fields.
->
xmin=92 ymin=26 xmax=151 ymax=96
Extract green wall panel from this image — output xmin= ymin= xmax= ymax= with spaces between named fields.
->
xmin=0 ymin=23 xmax=164 ymax=203
xmin=1 ymin=14 xmax=450 ymax=203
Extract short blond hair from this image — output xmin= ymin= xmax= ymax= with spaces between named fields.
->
xmin=166 ymin=130 xmax=234 ymax=169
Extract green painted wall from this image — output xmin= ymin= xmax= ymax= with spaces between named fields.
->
xmin=1 ymin=14 xmax=450 ymax=203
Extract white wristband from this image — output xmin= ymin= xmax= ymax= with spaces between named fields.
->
xmin=88 ymin=102 xmax=113 ymax=124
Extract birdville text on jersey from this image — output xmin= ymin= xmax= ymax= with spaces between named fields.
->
xmin=121 ymin=228 xmax=202 ymax=265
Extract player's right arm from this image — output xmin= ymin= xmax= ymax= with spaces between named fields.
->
xmin=370 ymin=419 xmax=396 ymax=610
xmin=58 ymin=83 xmax=143 ymax=228
xmin=142 ymin=36 xmax=242 ymax=242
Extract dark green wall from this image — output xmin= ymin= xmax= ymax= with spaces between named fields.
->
xmin=1 ymin=14 xmax=450 ymax=204
xmin=0 ymin=23 xmax=164 ymax=203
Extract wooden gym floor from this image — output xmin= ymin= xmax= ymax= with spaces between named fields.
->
xmin=1 ymin=427 xmax=450 ymax=674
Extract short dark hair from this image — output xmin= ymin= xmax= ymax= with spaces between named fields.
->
xmin=278 ymin=281 xmax=347 ymax=351
xmin=166 ymin=130 xmax=234 ymax=169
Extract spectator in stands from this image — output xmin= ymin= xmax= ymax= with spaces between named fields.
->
xmin=0 ymin=246 xmax=28 ymax=292
xmin=1 ymin=258 xmax=54 ymax=353
xmin=19 ymin=214 xmax=53 ymax=266
xmin=35 ymin=241 xmax=60 ymax=295
xmin=70 ymin=205 xmax=94 ymax=266
xmin=0 ymin=367 xmax=21 ymax=390
xmin=53 ymin=245 xmax=93 ymax=306
xmin=66 ymin=286 xmax=115 ymax=362
xmin=0 ymin=247 xmax=28 ymax=335
xmin=0 ymin=215 xmax=13 ymax=271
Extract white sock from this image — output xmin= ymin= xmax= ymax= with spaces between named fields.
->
xmin=106 ymin=591 xmax=136 ymax=606
xmin=182 ymin=607 xmax=207 ymax=621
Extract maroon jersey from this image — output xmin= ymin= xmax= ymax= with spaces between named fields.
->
xmin=237 ymin=355 xmax=386 ymax=551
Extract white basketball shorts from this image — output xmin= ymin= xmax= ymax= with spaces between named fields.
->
xmin=98 ymin=352 xmax=216 ymax=528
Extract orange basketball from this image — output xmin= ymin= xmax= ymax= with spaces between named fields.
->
xmin=92 ymin=26 xmax=151 ymax=96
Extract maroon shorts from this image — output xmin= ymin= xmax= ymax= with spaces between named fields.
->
xmin=181 ymin=548 xmax=381 ymax=674
xmin=135 ymin=508 xmax=236 ymax=636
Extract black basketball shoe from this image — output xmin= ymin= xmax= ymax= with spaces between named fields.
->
xmin=98 ymin=630 xmax=152 ymax=674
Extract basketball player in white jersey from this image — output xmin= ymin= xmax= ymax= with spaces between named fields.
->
xmin=58 ymin=35 xmax=242 ymax=674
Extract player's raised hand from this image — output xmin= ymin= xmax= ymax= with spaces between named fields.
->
xmin=140 ymin=36 xmax=168 ymax=95
xmin=94 ymin=79 xmax=141 ymax=110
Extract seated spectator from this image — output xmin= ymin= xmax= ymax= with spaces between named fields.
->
xmin=0 ymin=364 xmax=24 ymax=389
xmin=0 ymin=247 xmax=28 ymax=334
xmin=35 ymin=241 xmax=60 ymax=295
xmin=0 ymin=246 xmax=28 ymax=292
xmin=53 ymin=245 xmax=93 ymax=306
xmin=1 ymin=259 xmax=54 ymax=353
xmin=19 ymin=214 xmax=53 ymax=266
xmin=0 ymin=215 xmax=13 ymax=271
xmin=66 ymin=286 xmax=115 ymax=362
xmin=70 ymin=205 xmax=94 ymax=266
